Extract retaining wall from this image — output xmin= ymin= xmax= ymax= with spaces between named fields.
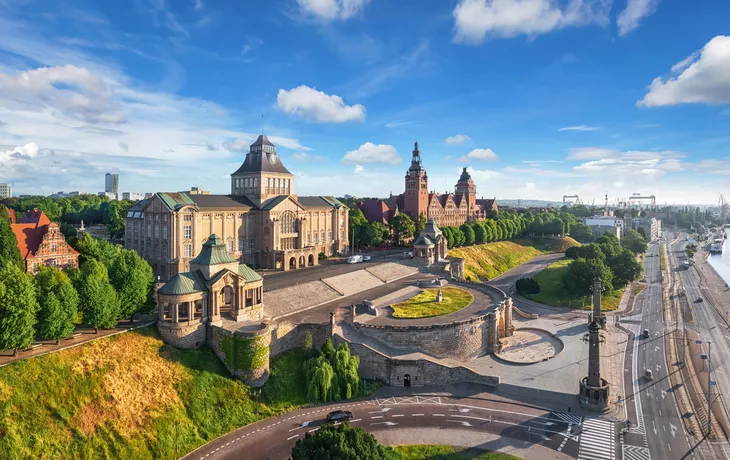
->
xmin=158 ymin=320 xmax=206 ymax=349
xmin=269 ymin=321 xmax=330 ymax=357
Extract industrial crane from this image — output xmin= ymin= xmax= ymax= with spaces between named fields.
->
xmin=719 ymin=193 xmax=729 ymax=224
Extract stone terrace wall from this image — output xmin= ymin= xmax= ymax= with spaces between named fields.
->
xmin=354 ymin=316 xmax=489 ymax=361
xmin=210 ymin=324 xmax=271 ymax=387
xmin=269 ymin=321 xmax=330 ymax=357
xmin=158 ymin=321 xmax=206 ymax=349
xmin=334 ymin=334 xmax=499 ymax=388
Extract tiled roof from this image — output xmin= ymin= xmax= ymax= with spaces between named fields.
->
xmin=298 ymin=196 xmax=338 ymax=209
xmin=358 ymin=199 xmax=392 ymax=225
xmin=320 ymin=196 xmax=346 ymax=209
xmin=238 ymin=264 xmax=262 ymax=282
xmin=158 ymin=271 xmax=207 ymax=295
xmin=127 ymin=198 xmax=150 ymax=212
xmin=5 ymin=207 xmax=16 ymax=223
xmin=12 ymin=223 xmax=43 ymax=259
xmin=158 ymin=192 xmax=196 ymax=211
xmin=190 ymin=234 xmax=237 ymax=266
xmin=413 ymin=235 xmax=435 ymax=247
xmin=18 ymin=209 xmax=51 ymax=225
xmin=186 ymin=194 xmax=256 ymax=210
xmin=260 ymin=195 xmax=291 ymax=211
xmin=251 ymin=134 xmax=275 ymax=147
xmin=231 ymin=137 xmax=293 ymax=176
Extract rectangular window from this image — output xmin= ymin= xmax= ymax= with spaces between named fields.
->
xmin=184 ymin=214 xmax=193 ymax=222
xmin=239 ymin=238 xmax=245 ymax=251
xmin=162 ymin=226 xmax=167 ymax=239
xmin=154 ymin=224 xmax=159 ymax=238
xmin=184 ymin=245 xmax=192 ymax=258
xmin=147 ymin=224 xmax=151 ymax=238
xmin=183 ymin=225 xmax=192 ymax=239
xmin=313 ymin=233 xmax=318 ymax=243
xmin=50 ymin=244 xmax=57 ymax=252
xmin=328 ymin=230 xmax=332 ymax=241
xmin=249 ymin=238 xmax=255 ymax=251
xmin=162 ymin=244 xmax=168 ymax=259
xmin=227 ymin=240 xmax=233 ymax=252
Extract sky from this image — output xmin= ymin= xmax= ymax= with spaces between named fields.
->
xmin=0 ymin=0 xmax=729 ymax=205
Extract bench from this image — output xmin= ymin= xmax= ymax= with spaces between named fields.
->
xmin=25 ymin=343 xmax=43 ymax=351
xmin=66 ymin=332 xmax=83 ymax=340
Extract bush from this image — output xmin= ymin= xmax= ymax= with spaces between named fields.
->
xmin=516 ymin=277 xmax=540 ymax=295
xmin=318 ymin=252 xmax=327 ymax=261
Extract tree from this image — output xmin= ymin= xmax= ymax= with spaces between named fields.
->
xmin=516 ymin=278 xmax=540 ymax=295
xmin=452 ymin=226 xmax=465 ymax=247
xmin=0 ymin=264 xmax=39 ymax=355
xmin=389 ymin=214 xmax=415 ymax=245
xmin=607 ymin=249 xmax=643 ymax=286
xmin=291 ymin=423 xmax=398 ymax=460
xmin=0 ymin=206 xmax=22 ymax=270
xmin=473 ymin=222 xmax=487 ymax=245
xmin=636 ymin=226 xmax=648 ymax=241
xmin=562 ymin=258 xmax=614 ymax=296
xmin=73 ymin=232 xmax=121 ymax=265
xmin=304 ymin=339 xmax=361 ymax=403
xmin=565 ymin=246 xmax=579 ymax=259
xmin=362 ymin=222 xmax=388 ymax=247
xmin=109 ymin=249 xmax=156 ymax=321
xmin=595 ymin=232 xmax=622 ymax=259
xmin=460 ymin=223 xmax=475 ymax=246
xmin=75 ymin=259 xmax=120 ymax=332
xmin=575 ymin=244 xmax=605 ymax=261
xmin=416 ymin=212 xmax=427 ymax=234
xmin=570 ymin=222 xmax=593 ymax=244
xmin=621 ymin=229 xmax=648 ymax=255
xmin=34 ymin=267 xmax=79 ymax=343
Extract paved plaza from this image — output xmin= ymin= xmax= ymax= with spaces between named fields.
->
xmin=499 ymin=328 xmax=563 ymax=364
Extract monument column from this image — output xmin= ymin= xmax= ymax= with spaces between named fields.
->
xmin=580 ymin=277 xmax=610 ymax=411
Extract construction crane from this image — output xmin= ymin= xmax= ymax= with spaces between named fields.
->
xmin=719 ymin=193 xmax=729 ymax=224
xmin=562 ymin=194 xmax=581 ymax=204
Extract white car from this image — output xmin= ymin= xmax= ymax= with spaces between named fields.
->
xmin=347 ymin=255 xmax=363 ymax=264
xmin=363 ymin=255 xmax=371 ymax=261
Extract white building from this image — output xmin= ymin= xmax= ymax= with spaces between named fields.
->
xmin=122 ymin=192 xmax=145 ymax=201
xmin=0 ymin=183 xmax=12 ymax=198
xmin=585 ymin=215 xmax=623 ymax=240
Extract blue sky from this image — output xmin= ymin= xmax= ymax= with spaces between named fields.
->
xmin=0 ymin=0 xmax=729 ymax=204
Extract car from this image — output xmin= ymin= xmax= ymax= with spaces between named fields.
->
xmin=326 ymin=410 xmax=353 ymax=423
xmin=347 ymin=255 xmax=363 ymax=264
xmin=696 ymin=297 xmax=704 ymax=303
xmin=363 ymin=255 xmax=371 ymax=261
xmin=643 ymin=329 xmax=649 ymax=338
xmin=645 ymin=369 xmax=653 ymax=381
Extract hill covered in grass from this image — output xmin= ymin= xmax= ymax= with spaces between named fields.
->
xmin=0 ymin=327 xmax=325 ymax=459
xmin=449 ymin=236 xmax=579 ymax=281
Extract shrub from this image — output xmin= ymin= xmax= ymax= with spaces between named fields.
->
xmin=516 ymin=277 xmax=540 ymax=295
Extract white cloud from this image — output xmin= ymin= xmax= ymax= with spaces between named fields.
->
xmin=0 ymin=65 xmax=126 ymax=124
xmin=558 ymin=125 xmax=599 ymax=132
xmin=445 ymin=134 xmax=471 ymax=144
xmin=223 ymin=135 xmax=309 ymax=152
xmin=385 ymin=120 xmax=418 ymax=128
xmin=353 ymin=164 xmax=365 ymax=174
xmin=452 ymin=0 xmax=611 ymax=44
xmin=639 ymin=36 xmax=730 ymax=107
xmin=617 ymin=0 xmax=660 ymax=36
xmin=567 ymin=147 xmax=615 ymax=160
xmin=570 ymin=150 xmax=684 ymax=179
xmin=467 ymin=167 xmax=504 ymax=181
xmin=295 ymin=0 xmax=370 ymax=20
xmin=342 ymin=142 xmax=400 ymax=165
xmin=276 ymin=85 xmax=366 ymax=123
xmin=461 ymin=148 xmax=498 ymax=162
xmin=290 ymin=152 xmax=325 ymax=161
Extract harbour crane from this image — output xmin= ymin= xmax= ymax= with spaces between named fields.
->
xmin=719 ymin=193 xmax=729 ymax=224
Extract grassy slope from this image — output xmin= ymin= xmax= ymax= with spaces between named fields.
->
xmin=391 ymin=287 xmax=474 ymax=319
xmin=394 ymin=445 xmax=522 ymax=459
xmin=524 ymin=259 xmax=623 ymax=311
xmin=0 ymin=327 xmax=347 ymax=459
xmin=449 ymin=237 xmax=580 ymax=282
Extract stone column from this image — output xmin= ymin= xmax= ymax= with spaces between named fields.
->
xmin=186 ymin=302 xmax=192 ymax=322
xmin=159 ymin=302 xmax=165 ymax=322
xmin=172 ymin=302 xmax=179 ymax=323
xmin=486 ymin=313 xmax=498 ymax=352
xmin=587 ymin=321 xmax=602 ymax=387
xmin=505 ymin=298 xmax=513 ymax=336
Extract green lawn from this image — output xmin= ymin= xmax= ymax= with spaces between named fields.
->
xmin=0 ymin=326 xmax=378 ymax=459
xmin=524 ymin=259 xmax=623 ymax=311
xmin=391 ymin=287 xmax=474 ymax=319
xmin=393 ymin=445 xmax=522 ymax=459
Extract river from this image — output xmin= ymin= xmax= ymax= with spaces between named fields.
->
xmin=707 ymin=228 xmax=730 ymax=286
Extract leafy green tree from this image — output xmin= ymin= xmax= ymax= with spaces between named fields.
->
xmin=607 ymin=249 xmax=643 ymax=286
xmin=362 ymin=222 xmax=388 ymax=247
xmin=0 ymin=206 xmax=22 ymax=270
xmin=291 ymin=423 xmax=399 ymax=460
xmin=565 ymin=246 xmax=579 ymax=259
xmin=416 ymin=212 xmax=427 ymax=233
xmin=452 ymin=226 xmax=465 ymax=247
xmin=0 ymin=264 xmax=39 ymax=355
xmin=34 ymin=267 xmax=79 ymax=343
xmin=595 ymin=232 xmax=622 ymax=258
xmin=75 ymin=259 xmax=120 ymax=332
xmin=621 ymin=229 xmax=648 ymax=255
xmin=109 ymin=249 xmax=156 ymax=321
xmin=73 ymin=233 xmax=122 ymax=265
xmin=570 ymin=222 xmax=593 ymax=243
xmin=442 ymin=227 xmax=454 ymax=248
xmin=575 ymin=244 xmax=605 ymax=261
xmin=473 ymin=222 xmax=487 ymax=244
xmin=304 ymin=339 xmax=362 ymax=403
xmin=389 ymin=214 xmax=415 ymax=245
xmin=636 ymin=226 xmax=648 ymax=241
xmin=562 ymin=258 xmax=614 ymax=295
xmin=460 ymin=223 xmax=475 ymax=246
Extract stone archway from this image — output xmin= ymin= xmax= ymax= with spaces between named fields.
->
xmin=289 ymin=257 xmax=297 ymax=270
xmin=220 ymin=285 xmax=234 ymax=316
xmin=299 ymin=255 xmax=306 ymax=267
xmin=308 ymin=254 xmax=315 ymax=266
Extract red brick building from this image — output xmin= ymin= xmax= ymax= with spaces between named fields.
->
xmin=6 ymin=208 xmax=79 ymax=273
xmin=358 ymin=142 xmax=498 ymax=227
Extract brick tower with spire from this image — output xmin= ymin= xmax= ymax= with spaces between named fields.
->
xmin=403 ymin=141 xmax=428 ymax=222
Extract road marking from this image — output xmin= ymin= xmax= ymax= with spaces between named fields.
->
xmin=392 ymin=414 xmax=404 ymax=418
xmin=370 ymin=421 xmax=397 ymax=426
xmin=370 ymin=415 xmax=383 ymax=419
xmin=350 ymin=418 xmax=362 ymax=423
xmin=433 ymin=413 xmax=445 ymax=417
xmin=412 ymin=413 xmax=424 ymax=417
xmin=447 ymin=420 xmax=472 ymax=427
xmin=287 ymin=434 xmax=299 ymax=441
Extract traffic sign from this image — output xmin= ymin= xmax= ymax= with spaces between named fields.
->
xmin=711 ymin=381 xmax=717 ymax=386
xmin=696 ymin=340 xmax=703 ymax=344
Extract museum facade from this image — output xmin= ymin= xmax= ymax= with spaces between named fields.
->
xmin=124 ymin=135 xmax=350 ymax=280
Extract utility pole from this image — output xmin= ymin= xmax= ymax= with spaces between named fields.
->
xmin=707 ymin=341 xmax=713 ymax=435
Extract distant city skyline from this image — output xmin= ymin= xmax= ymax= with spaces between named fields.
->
xmin=0 ymin=2 xmax=729 ymax=204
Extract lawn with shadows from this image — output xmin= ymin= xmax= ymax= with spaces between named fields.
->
xmin=390 ymin=287 xmax=474 ymax=319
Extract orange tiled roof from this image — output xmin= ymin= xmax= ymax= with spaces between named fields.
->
xmin=10 ymin=209 xmax=78 ymax=260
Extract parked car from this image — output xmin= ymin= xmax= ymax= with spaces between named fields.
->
xmin=326 ymin=410 xmax=353 ymax=423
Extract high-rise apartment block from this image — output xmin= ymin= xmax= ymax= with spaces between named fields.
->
xmin=0 ymin=183 xmax=12 ymax=199
xmin=105 ymin=173 xmax=119 ymax=194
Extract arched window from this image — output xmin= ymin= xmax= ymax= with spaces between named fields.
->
xmin=280 ymin=211 xmax=297 ymax=233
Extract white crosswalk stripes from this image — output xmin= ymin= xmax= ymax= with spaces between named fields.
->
xmin=623 ymin=445 xmax=651 ymax=460
xmin=578 ymin=418 xmax=615 ymax=460
xmin=550 ymin=411 xmax=582 ymax=425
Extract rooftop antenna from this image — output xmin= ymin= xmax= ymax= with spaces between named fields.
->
xmin=261 ymin=113 xmax=265 ymax=136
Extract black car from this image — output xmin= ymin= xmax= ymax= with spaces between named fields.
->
xmin=326 ymin=410 xmax=353 ymax=423
xmin=696 ymin=297 xmax=704 ymax=303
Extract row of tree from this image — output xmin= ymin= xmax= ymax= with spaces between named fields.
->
xmin=562 ymin=231 xmax=646 ymax=295
xmin=1 ymin=194 xmax=137 ymax=239
xmin=0 ymin=217 xmax=155 ymax=353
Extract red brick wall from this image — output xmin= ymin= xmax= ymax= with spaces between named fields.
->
xmin=26 ymin=223 xmax=79 ymax=273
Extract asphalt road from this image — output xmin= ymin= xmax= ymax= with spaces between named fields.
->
xmin=182 ymin=394 xmax=585 ymax=460
xmin=627 ymin=241 xmax=691 ymax=459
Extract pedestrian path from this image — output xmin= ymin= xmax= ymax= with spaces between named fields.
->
xmin=578 ymin=418 xmax=615 ymax=460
